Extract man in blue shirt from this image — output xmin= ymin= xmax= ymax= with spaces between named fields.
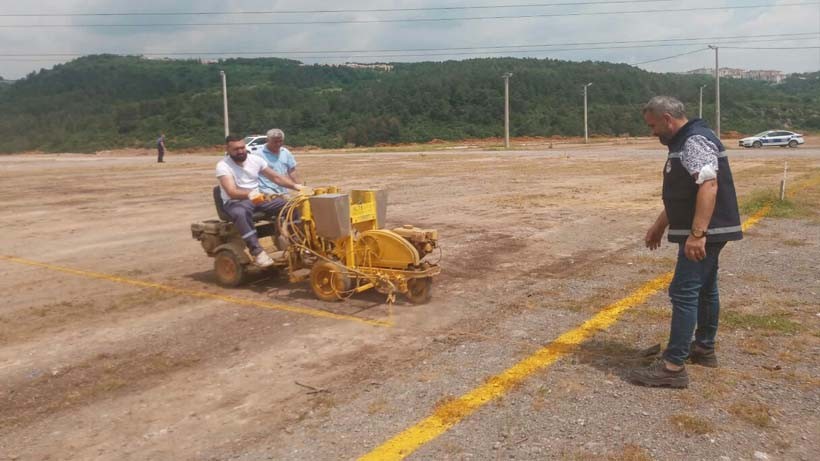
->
xmin=253 ymin=129 xmax=300 ymax=195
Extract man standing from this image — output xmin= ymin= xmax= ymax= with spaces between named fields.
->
xmin=216 ymin=134 xmax=305 ymax=267
xmin=630 ymin=96 xmax=742 ymax=388
xmin=157 ymin=133 xmax=166 ymax=163
xmin=254 ymin=129 xmax=300 ymax=195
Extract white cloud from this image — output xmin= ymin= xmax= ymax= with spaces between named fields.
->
xmin=1 ymin=0 xmax=818 ymax=79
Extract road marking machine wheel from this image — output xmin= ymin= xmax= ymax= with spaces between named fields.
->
xmin=214 ymin=250 xmax=245 ymax=287
xmin=405 ymin=277 xmax=433 ymax=304
xmin=310 ymin=261 xmax=352 ymax=302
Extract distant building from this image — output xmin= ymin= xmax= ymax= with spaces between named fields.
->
xmin=682 ymin=67 xmax=786 ymax=83
xmin=743 ymin=70 xmax=785 ymax=84
xmin=342 ymin=62 xmax=394 ymax=72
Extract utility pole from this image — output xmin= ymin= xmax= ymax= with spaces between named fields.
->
xmin=220 ymin=70 xmax=229 ymax=137
xmin=708 ymin=45 xmax=720 ymax=139
xmin=699 ymin=84 xmax=706 ymax=119
xmin=503 ymin=72 xmax=513 ymax=149
xmin=583 ymin=82 xmax=593 ymax=144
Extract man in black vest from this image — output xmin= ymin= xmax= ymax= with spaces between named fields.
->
xmin=630 ymin=96 xmax=742 ymax=388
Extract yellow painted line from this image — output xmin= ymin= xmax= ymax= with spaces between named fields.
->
xmin=0 ymin=255 xmax=392 ymax=328
xmin=359 ymin=207 xmax=773 ymax=460
xmin=742 ymin=204 xmax=771 ymax=232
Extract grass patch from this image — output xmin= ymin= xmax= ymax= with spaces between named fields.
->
xmin=739 ymin=190 xmax=801 ymax=218
xmin=669 ymin=414 xmax=715 ymax=435
xmin=782 ymin=238 xmax=809 ymax=247
xmin=728 ymin=401 xmax=774 ymax=427
xmin=721 ymin=310 xmax=801 ymax=334
xmin=739 ymin=337 xmax=768 ymax=355
xmin=739 ymin=173 xmax=820 ymax=220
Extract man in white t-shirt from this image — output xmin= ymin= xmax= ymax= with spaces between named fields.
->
xmin=216 ymin=134 xmax=305 ymax=267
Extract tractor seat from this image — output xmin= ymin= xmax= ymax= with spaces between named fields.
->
xmin=212 ymin=186 xmax=272 ymax=222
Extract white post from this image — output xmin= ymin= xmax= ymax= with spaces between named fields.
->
xmin=503 ymin=73 xmax=513 ymax=149
xmin=699 ymin=85 xmax=705 ymax=119
xmin=780 ymin=161 xmax=788 ymax=200
xmin=709 ymin=45 xmax=721 ymax=139
xmin=220 ymin=70 xmax=229 ymax=137
xmin=583 ymin=82 xmax=593 ymax=144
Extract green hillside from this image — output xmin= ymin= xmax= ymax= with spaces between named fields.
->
xmin=1 ymin=55 xmax=818 ymax=153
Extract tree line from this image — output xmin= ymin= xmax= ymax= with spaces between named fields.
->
xmin=1 ymin=55 xmax=818 ymax=153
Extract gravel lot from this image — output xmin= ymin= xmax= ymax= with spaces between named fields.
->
xmin=1 ymin=137 xmax=818 ymax=460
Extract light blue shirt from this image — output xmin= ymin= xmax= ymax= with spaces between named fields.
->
xmin=253 ymin=145 xmax=297 ymax=194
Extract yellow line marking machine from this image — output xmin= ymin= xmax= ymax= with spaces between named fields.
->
xmin=191 ymin=187 xmax=441 ymax=304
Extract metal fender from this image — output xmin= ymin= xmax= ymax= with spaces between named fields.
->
xmin=213 ymin=241 xmax=252 ymax=265
xmin=355 ymin=229 xmax=420 ymax=269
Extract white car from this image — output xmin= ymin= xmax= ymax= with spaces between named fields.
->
xmin=244 ymin=135 xmax=268 ymax=154
xmin=739 ymin=130 xmax=804 ymax=148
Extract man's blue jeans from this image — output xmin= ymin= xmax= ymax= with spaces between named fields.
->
xmin=663 ymin=241 xmax=727 ymax=366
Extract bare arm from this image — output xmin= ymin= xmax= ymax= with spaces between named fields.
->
xmin=261 ymin=166 xmax=300 ymax=190
xmin=645 ymin=209 xmax=668 ymax=250
xmin=684 ymin=178 xmax=718 ymax=261
xmin=218 ymin=175 xmax=252 ymax=200
xmin=288 ymin=167 xmax=301 ymax=185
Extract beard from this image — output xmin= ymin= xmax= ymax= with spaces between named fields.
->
xmin=230 ymin=152 xmax=247 ymax=162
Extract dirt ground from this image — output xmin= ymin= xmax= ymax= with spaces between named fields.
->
xmin=1 ymin=137 xmax=819 ymax=461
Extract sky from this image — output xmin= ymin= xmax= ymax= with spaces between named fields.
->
xmin=1 ymin=0 xmax=819 ymax=80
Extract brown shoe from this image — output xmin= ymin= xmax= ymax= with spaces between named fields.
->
xmin=629 ymin=359 xmax=689 ymax=388
xmin=689 ymin=342 xmax=718 ymax=368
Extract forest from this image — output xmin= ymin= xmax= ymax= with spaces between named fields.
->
xmin=1 ymin=55 xmax=818 ymax=152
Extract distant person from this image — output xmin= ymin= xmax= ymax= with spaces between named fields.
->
xmin=216 ymin=134 xmax=306 ymax=267
xmin=157 ymin=133 xmax=166 ymax=163
xmin=253 ymin=129 xmax=300 ymax=195
xmin=629 ymin=96 xmax=742 ymax=388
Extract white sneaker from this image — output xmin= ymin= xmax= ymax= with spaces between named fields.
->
xmin=254 ymin=251 xmax=275 ymax=268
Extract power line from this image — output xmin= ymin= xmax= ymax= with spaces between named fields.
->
xmin=1 ymin=2 xmax=818 ymax=28
xmin=631 ymin=48 xmax=709 ymax=65
xmin=0 ymin=0 xmax=674 ymax=17
xmin=719 ymin=45 xmax=820 ymax=49
xmin=1 ymin=32 xmax=815 ymax=57
xmin=2 ymin=36 xmax=817 ymax=59
xmin=2 ymin=39 xmax=818 ymax=62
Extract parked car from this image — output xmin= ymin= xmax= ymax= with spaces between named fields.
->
xmin=738 ymin=130 xmax=804 ymax=148
xmin=244 ymin=135 xmax=268 ymax=154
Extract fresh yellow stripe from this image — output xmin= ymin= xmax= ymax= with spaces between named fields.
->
xmin=359 ymin=207 xmax=773 ymax=461
xmin=0 ymin=255 xmax=392 ymax=328
xmin=358 ymin=273 xmax=671 ymax=461
xmin=742 ymin=204 xmax=771 ymax=232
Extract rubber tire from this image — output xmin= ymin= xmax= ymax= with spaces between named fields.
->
xmin=310 ymin=261 xmax=352 ymax=302
xmin=214 ymin=250 xmax=245 ymax=287
xmin=406 ymin=277 xmax=433 ymax=304
xmin=752 ymin=141 xmax=762 ymax=148
xmin=788 ymin=140 xmax=798 ymax=148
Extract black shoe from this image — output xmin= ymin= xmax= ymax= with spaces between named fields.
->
xmin=629 ymin=359 xmax=689 ymax=388
xmin=689 ymin=342 xmax=718 ymax=368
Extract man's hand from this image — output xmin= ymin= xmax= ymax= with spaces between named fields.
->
xmin=644 ymin=223 xmax=665 ymax=250
xmin=248 ymin=190 xmax=265 ymax=205
xmin=684 ymin=235 xmax=707 ymax=261
xmin=293 ymin=184 xmax=313 ymax=195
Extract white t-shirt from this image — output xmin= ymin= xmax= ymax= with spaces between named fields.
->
xmin=215 ymin=155 xmax=267 ymax=204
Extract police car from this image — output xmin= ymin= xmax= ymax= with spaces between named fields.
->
xmin=738 ymin=130 xmax=804 ymax=148
xmin=243 ymin=135 xmax=268 ymax=154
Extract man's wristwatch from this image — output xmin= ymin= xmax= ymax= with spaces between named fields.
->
xmin=690 ymin=228 xmax=707 ymax=239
